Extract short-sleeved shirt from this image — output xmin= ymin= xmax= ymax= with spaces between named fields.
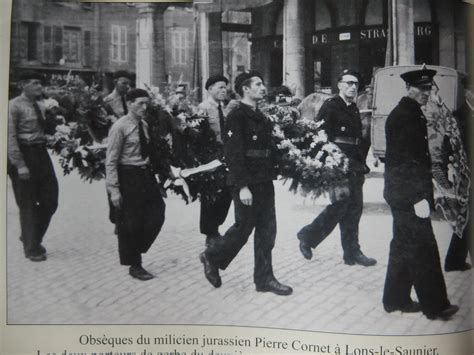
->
xmin=197 ymin=97 xmax=226 ymax=143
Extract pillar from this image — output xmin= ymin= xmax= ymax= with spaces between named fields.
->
xmin=283 ymin=0 xmax=305 ymax=98
xmin=393 ymin=0 xmax=414 ymax=65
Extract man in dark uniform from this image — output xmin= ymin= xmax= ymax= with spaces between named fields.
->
xmin=199 ymin=71 xmax=293 ymax=296
xmin=106 ymin=89 xmax=165 ymax=281
xmin=383 ymin=68 xmax=458 ymax=320
xmin=8 ymin=71 xmax=59 ymax=262
xmin=197 ymin=75 xmax=233 ymax=246
xmin=297 ymin=69 xmax=376 ymax=267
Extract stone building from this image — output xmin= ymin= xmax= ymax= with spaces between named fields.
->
xmin=195 ymin=0 xmax=470 ymax=97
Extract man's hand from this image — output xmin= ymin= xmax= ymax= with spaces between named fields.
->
xmin=17 ymin=166 xmax=30 ymax=180
xmin=111 ymin=191 xmax=123 ymax=209
xmin=240 ymin=186 xmax=253 ymax=206
xmin=414 ymin=199 xmax=430 ymax=218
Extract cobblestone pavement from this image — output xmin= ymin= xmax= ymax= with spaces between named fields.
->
xmin=5 ymin=157 xmax=473 ymax=335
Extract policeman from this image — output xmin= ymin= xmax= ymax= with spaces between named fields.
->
xmin=199 ymin=71 xmax=293 ymax=296
xmin=8 ymin=71 xmax=59 ymax=262
xmin=104 ymin=70 xmax=133 ymax=121
xmin=297 ymin=69 xmax=376 ymax=267
xmin=383 ymin=68 xmax=458 ymax=320
xmin=106 ymin=88 xmax=165 ymax=281
xmin=197 ymin=75 xmax=233 ymax=246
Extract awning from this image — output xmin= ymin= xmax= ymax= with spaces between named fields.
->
xmin=193 ymin=0 xmax=274 ymax=12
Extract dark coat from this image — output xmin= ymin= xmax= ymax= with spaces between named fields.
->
xmin=384 ymin=96 xmax=433 ymax=209
xmin=224 ymin=102 xmax=278 ymax=188
xmin=318 ymin=96 xmax=366 ymax=174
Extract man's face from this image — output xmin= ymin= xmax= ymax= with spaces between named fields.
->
xmin=409 ymin=85 xmax=432 ymax=106
xmin=338 ymin=74 xmax=359 ymax=100
xmin=22 ymin=79 xmax=43 ymax=98
xmin=243 ymin=77 xmax=266 ymax=101
xmin=128 ymin=97 xmax=149 ymax=118
xmin=115 ymin=77 xmax=131 ymax=95
xmin=208 ymin=81 xmax=227 ymax=102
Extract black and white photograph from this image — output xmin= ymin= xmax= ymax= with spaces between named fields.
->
xmin=4 ymin=0 xmax=473 ymax=337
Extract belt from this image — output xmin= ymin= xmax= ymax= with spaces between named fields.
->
xmin=334 ymin=136 xmax=360 ymax=145
xmin=118 ymin=164 xmax=151 ymax=171
xmin=246 ymin=149 xmax=271 ymax=158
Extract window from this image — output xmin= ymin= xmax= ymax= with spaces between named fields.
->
xmin=63 ymin=27 xmax=81 ymax=63
xmin=111 ymin=25 xmax=128 ymax=63
xmin=83 ymin=31 xmax=92 ymax=67
xmin=171 ymin=29 xmax=188 ymax=65
xmin=20 ymin=22 xmax=40 ymax=61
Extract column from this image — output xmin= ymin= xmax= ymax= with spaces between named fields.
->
xmin=436 ymin=0 xmax=455 ymax=68
xmin=393 ymin=0 xmax=414 ymax=65
xmin=136 ymin=4 xmax=166 ymax=89
xmin=283 ymin=0 xmax=305 ymax=98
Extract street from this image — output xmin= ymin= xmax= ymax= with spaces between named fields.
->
xmin=5 ymin=156 xmax=473 ymax=335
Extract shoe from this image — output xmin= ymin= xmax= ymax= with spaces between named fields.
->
xmin=27 ymin=254 xmax=47 ymax=262
xmin=385 ymin=301 xmax=421 ymax=313
xmin=344 ymin=251 xmax=377 ymax=266
xmin=426 ymin=305 xmax=459 ymax=320
xmin=199 ymin=252 xmax=221 ymax=288
xmin=445 ymin=262 xmax=472 ymax=272
xmin=20 ymin=237 xmax=47 ymax=256
xmin=298 ymin=238 xmax=313 ymax=260
xmin=129 ymin=265 xmax=154 ymax=281
xmin=256 ymin=279 xmax=293 ymax=296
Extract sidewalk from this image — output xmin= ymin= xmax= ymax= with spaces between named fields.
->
xmin=5 ymin=157 xmax=473 ymax=335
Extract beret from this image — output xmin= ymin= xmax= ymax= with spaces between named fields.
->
xmin=400 ymin=68 xmax=437 ymax=88
xmin=337 ymin=69 xmax=360 ymax=82
xmin=19 ymin=71 xmax=45 ymax=82
xmin=125 ymin=88 xmax=150 ymax=101
xmin=234 ymin=70 xmax=264 ymax=93
xmin=113 ymin=70 xmax=134 ymax=80
xmin=205 ymin=75 xmax=229 ymax=90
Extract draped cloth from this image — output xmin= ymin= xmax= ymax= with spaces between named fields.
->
xmin=424 ymin=91 xmax=471 ymax=238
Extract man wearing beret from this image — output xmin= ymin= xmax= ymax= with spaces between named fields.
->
xmin=8 ymin=71 xmax=58 ymax=262
xmin=106 ymin=88 xmax=165 ymax=281
xmin=196 ymin=75 xmax=233 ymax=247
xmin=297 ymin=69 xmax=376 ymax=267
xmin=104 ymin=70 xmax=133 ymax=121
xmin=382 ymin=67 xmax=458 ymax=320
xmin=199 ymin=71 xmax=292 ymax=296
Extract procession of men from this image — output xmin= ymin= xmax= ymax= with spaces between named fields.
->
xmin=7 ymin=65 xmax=471 ymax=322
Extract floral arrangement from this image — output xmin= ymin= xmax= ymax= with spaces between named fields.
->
xmin=261 ymin=102 xmax=350 ymax=198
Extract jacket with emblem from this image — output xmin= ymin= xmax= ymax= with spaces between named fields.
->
xmin=224 ymin=102 xmax=278 ymax=188
xmin=318 ymin=95 xmax=366 ymax=173
xmin=384 ymin=96 xmax=433 ymax=209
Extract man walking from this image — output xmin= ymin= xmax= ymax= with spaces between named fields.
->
xmin=297 ymin=69 xmax=376 ymax=267
xmin=8 ymin=71 xmax=58 ymax=262
xmin=104 ymin=70 xmax=133 ymax=121
xmin=106 ymin=89 xmax=165 ymax=281
xmin=197 ymin=75 xmax=233 ymax=246
xmin=383 ymin=67 xmax=458 ymax=320
xmin=199 ymin=71 xmax=292 ymax=296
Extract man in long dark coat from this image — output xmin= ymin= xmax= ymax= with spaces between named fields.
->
xmin=383 ymin=67 xmax=459 ymax=320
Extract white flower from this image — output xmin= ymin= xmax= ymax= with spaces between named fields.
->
xmin=43 ymin=98 xmax=59 ymax=110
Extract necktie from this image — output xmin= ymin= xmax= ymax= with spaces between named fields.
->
xmin=121 ymin=95 xmax=128 ymax=115
xmin=218 ymin=103 xmax=226 ymax=142
xmin=32 ymin=100 xmax=46 ymax=131
xmin=138 ymin=121 xmax=149 ymax=159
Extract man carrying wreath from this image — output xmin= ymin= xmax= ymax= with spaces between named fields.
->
xmin=196 ymin=75 xmax=233 ymax=247
xmin=199 ymin=71 xmax=293 ymax=296
xmin=297 ymin=69 xmax=376 ymax=267
xmin=106 ymin=88 xmax=165 ymax=281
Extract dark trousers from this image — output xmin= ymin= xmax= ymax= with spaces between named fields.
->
xmin=115 ymin=165 xmax=165 ymax=266
xmin=297 ymin=174 xmax=364 ymax=257
xmin=206 ymin=181 xmax=276 ymax=286
xmin=383 ymin=207 xmax=450 ymax=317
xmin=8 ymin=145 xmax=58 ymax=257
xmin=445 ymin=227 xmax=472 ymax=268
xmin=200 ymin=185 xmax=232 ymax=236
